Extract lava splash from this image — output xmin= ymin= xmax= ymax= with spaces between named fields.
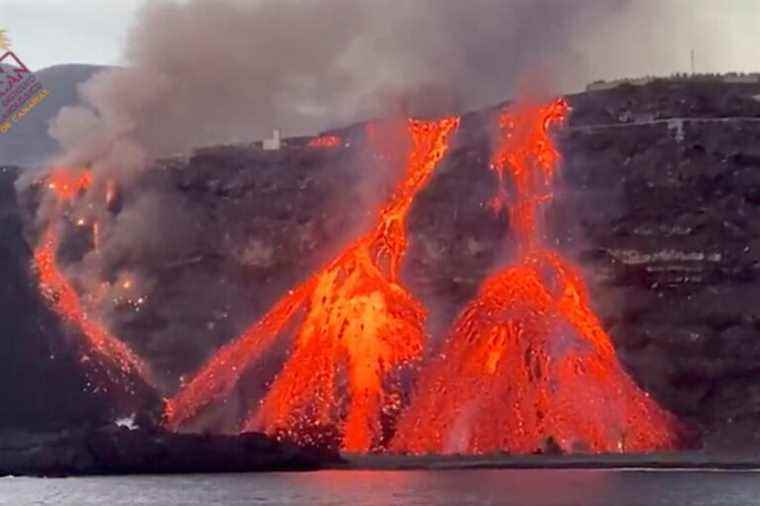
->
xmin=34 ymin=168 xmax=155 ymax=390
xmin=390 ymin=99 xmax=685 ymax=455
xmin=165 ymin=117 xmax=460 ymax=452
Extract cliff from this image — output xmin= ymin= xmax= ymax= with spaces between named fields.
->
xmin=5 ymin=78 xmax=760 ymax=454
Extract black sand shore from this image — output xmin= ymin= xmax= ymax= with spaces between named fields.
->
xmin=0 ymin=426 xmax=342 ymax=477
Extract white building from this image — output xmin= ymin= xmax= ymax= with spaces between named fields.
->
xmin=263 ymin=129 xmax=281 ymax=151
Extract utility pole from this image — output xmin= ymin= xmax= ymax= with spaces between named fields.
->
xmin=691 ymin=49 xmax=695 ymax=75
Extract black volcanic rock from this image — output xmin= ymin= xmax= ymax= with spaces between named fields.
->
xmin=0 ymin=167 xmax=111 ymax=430
xmin=0 ymin=424 xmax=339 ymax=476
xmin=552 ymin=104 xmax=760 ymax=447
xmin=0 ymin=166 xmax=160 ymax=432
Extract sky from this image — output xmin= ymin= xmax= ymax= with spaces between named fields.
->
xmin=0 ymin=0 xmax=144 ymax=69
xmin=1 ymin=0 xmax=759 ymax=89
xmin=579 ymin=0 xmax=760 ymax=80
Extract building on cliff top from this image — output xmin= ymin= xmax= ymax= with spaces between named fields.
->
xmin=263 ymin=129 xmax=281 ymax=151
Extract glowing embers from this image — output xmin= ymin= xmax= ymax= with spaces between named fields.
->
xmin=165 ymin=117 xmax=460 ymax=452
xmin=243 ymin=239 xmax=427 ymax=451
xmin=488 ymin=98 xmax=568 ymax=247
xmin=34 ymin=168 xmax=155 ymax=389
xmin=308 ymin=135 xmax=342 ymax=148
xmin=391 ymin=252 xmax=683 ymax=454
xmin=46 ymin=167 xmax=93 ymax=203
xmin=391 ymin=99 xmax=685 ymax=454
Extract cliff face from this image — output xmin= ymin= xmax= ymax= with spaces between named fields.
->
xmin=0 ymin=167 xmax=113 ymax=431
xmin=556 ymin=80 xmax=760 ymax=447
xmin=7 ymin=79 xmax=760 ymax=449
xmin=557 ymin=118 xmax=760 ymax=448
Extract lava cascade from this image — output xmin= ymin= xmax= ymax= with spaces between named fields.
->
xmin=165 ymin=117 xmax=460 ymax=452
xmin=34 ymin=168 xmax=155 ymax=389
xmin=390 ymin=99 xmax=684 ymax=455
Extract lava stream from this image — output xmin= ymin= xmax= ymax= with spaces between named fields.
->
xmin=391 ymin=99 xmax=685 ymax=454
xmin=308 ymin=135 xmax=342 ymax=148
xmin=165 ymin=117 xmax=460 ymax=453
xmin=34 ymin=168 xmax=155 ymax=389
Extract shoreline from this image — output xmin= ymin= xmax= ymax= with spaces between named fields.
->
xmin=3 ymin=425 xmax=758 ymax=477
xmin=339 ymin=452 xmax=760 ymax=471
xmin=0 ymin=426 xmax=341 ymax=477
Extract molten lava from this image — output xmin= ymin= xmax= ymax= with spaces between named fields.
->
xmin=165 ymin=118 xmax=460 ymax=452
xmin=46 ymin=168 xmax=93 ymax=201
xmin=390 ymin=99 xmax=684 ymax=454
xmin=308 ymin=135 xmax=342 ymax=148
xmin=34 ymin=168 xmax=155 ymax=389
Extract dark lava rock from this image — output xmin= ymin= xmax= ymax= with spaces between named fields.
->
xmin=0 ymin=424 xmax=340 ymax=476
xmin=0 ymin=167 xmax=117 ymax=431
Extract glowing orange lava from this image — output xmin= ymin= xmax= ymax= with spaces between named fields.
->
xmin=308 ymin=135 xmax=342 ymax=148
xmin=46 ymin=168 xmax=93 ymax=202
xmin=165 ymin=117 xmax=460 ymax=452
xmin=34 ymin=168 xmax=155 ymax=389
xmin=390 ymin=99 xmax=685 ymax=455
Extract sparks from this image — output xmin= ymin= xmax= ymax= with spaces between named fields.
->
xmin=34 ymin=168 xmax=155 ymax=389
xmin=165 ymin=117 xmax=460 ymax=453
xmin=390 ymin=99 xmax=686 ymax=455
xmin=45 ymin=168 xmax=93 ymax=203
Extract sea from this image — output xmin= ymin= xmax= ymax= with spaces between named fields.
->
xmin=1 ymin=469 xmax=759 ymax=505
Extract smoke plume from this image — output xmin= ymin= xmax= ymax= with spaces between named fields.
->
xmin=46 ymin=0 xmax=633 ymax=166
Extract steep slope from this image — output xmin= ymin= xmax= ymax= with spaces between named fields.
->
xmin=0 ymin=167 xmax=113 ymax=430
xmin=6 ymin=77 xmax=760 ymax=450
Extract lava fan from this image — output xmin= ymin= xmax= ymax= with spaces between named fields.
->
xmin=34 ymin=168 xmax=155 ymax=391
xmin=390 ymin=99 xmax=685 ymax=455
xmin=165 ymin=117 xmax=460 ymax=452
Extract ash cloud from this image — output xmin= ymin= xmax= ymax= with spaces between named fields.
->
xmin=48 ymin=0 xmax=631 ymax=165
xmin=34 ymin=0 xmax=636 ymax=390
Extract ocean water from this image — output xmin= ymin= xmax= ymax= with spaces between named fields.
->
xmin=1 ymin=469 xmax=759 ymax=505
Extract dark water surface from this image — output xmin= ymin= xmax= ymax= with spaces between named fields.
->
xmin=1 ymin=469 xmax=759 ymax=505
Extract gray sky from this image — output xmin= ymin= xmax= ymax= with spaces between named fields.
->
xmin=0 ymin=0 xmax=144 ymax=69
xmin=1 ymin=0 xmax=759 ymax=88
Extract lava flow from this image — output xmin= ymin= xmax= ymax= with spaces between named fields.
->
xmin=34 ymin=168 xmax=155 ymax=389
xmin=308 ymin=135 xmax=342 ymax=148
xmin=165 ymin=117 xmax=460 ymax=452
xmin=390 ymin=99 xmax=685 ymax=455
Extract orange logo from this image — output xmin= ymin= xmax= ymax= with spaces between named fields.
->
xmin=0 ymin=29 xmax=10 ymax=50
xmin=0 ymin=30 xmax=49 ymax=134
